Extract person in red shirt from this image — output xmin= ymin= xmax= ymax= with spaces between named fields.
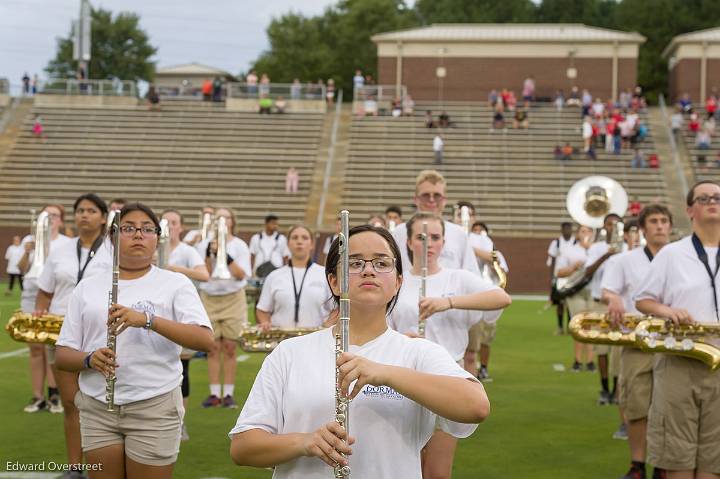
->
xmin=628 ymin=197 xmax=642 ymax=217
xmin=706 ymin=94 xmax=718 ymax=118
xmin=201 ymin=79 xmax=213 ymax=101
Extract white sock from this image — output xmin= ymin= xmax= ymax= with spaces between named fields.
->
xmin=210 ymin=384 xmax=221 ymax=397
xmin=223 ymin=384 xmax=235 ymax=397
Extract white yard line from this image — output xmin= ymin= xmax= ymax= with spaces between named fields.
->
xmin=0 ymin=348 xmax=28 ymax=360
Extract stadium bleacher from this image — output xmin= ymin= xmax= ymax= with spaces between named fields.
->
xmin=679 ymin=109 xmax=720 ymax=182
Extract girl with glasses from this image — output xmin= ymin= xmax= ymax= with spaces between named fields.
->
xmin=55 ymin=202 xmax=214 ymax=479
xmin=388 ymin=213 xmax=511 ymax=479
xmin=230 ymin=224 xmax=491 ymax=477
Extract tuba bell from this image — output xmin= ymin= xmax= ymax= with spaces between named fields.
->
xmin=24 ymin=210 xmax=50 ymax=280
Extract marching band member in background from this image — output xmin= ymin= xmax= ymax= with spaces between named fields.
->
xmin=56 ymin=202 xmax=214 ymax=479
xmin=388 ymin=213 xmax=510 ymax=478
xmin=229 ymin=224 xmax=490 ymax=478
xmin=36 ymin=193 xmax=112 ymax=476
xmin=547 ymin=222 xmax=576 ymax=334
xmin=249 ymin=214 xmax=288 ymax=281
xmin=198 ymin=207 xmax=251 ymax=409
xmin=602 ymin=205 xmax=672 ymax=479
xmin=18 ymin=204 xmax=72 ymax=413
xmin=256 ymin=225 xmax=333 ymax=331
xmin=384 ymin=205 xmax=403 ymax=231
xmin=183 ymin=206 xmax=214 ymax=246
xmin=636 ymin=181 xmax=720 ymax=479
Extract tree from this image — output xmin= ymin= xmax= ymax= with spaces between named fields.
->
xmin=535 ymin=0 xmax=617 ymax=28
xmin=414 ymin=0 xmax=536 ymax=24
xmin=46 ymin=8 xmax=157 ymax=81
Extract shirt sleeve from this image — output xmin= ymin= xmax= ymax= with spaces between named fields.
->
xmin=55 ymin=283 xmax=85 ymax=350
xmin=248 ymin=235 xmax=259 ymax=256
xmin=231 ymin=240 xmax=252 ymax=277
xmin=172 ymin=275 xmax=212 ymax=328
xmin=229 ymin=345 xmax=286 ymax=437
xmin=185 ymin=245 xmax=205 ymax=269
xmin=634 ymin=250 xmax=669 ymax=306
xmin=547 ymin=240 xmax=558 ymax=258
xmin=255 ymin=271 xmax=275 ymax=313
xmin=601 ymin=255 xmax=625 ymax=295
xmin=461 ymin=235 xmax=480 ymax=273
xmin=415 ymin=340 xmax=480 ymax=438
xmin=585 ymin=244 xmax=603 ymax=267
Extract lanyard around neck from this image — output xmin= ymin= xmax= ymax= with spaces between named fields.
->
xmin=76 ymin=235 xmax=105 ymax=285
xmin=290 ymin=259 xmax=312 ymax=324
xmin=691 ymin=233 xmax=720 ymax=321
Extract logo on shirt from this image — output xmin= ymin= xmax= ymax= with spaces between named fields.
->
xmin=131 ymin=300 xmax=155 ymax=315
xmin=362 ymin=385 xmax=405 ymax=401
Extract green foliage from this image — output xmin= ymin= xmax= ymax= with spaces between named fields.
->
xmin=45 ymin=8 xmax=157 ymax=82
xmin=415 ymin=0 xmax=536 ymax=24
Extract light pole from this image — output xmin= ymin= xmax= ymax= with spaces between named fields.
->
xmin=436 ymin=47 xmax=447 ymax=108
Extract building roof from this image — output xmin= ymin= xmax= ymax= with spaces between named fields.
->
xmin=156 ymin=62 xmax=235 ymax=78
xmin=662 ymin=27 xmax=720 ymax=58
xmin=372 ymin=24 xmax=645 ymax=44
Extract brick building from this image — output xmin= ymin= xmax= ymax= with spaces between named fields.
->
xmin=663 ymin=27 xmax=720 ymax=103
xmin=372 ymin=24 xmax=645 ymax=102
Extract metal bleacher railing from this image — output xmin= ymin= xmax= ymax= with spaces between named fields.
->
xmin=226 ymin=82 xmax=327 ymax=100
xmin=40 ymin=79 xmax=137 ymax=97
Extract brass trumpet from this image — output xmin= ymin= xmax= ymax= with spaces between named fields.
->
xmin=5 ymin=311 xmax=64 ymax=345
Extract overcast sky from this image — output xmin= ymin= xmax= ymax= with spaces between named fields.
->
xmin=0 ymin=0 xmax=340 ymax=92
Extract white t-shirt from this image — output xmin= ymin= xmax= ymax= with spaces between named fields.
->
xmin=468 ymin=232 xmax=493 ymax=270
xmin=198 ymin=236 xmax=252 ymax=295
xmin=392 ymin=220 xmax=479 ymax=275
xmin=635 ymin=236 xmax=720 ymax=325
xmin=547 ymin=236 xmax=577 ymax=268
xmin=5 ymin=244 xmax=24 ymax=274
xmin=433 ymin=136 xmax=444 ymax=152
xmin=182 ymin=229 xmax=201 ymax=244
xmin=555 ymin=243 xmax=588 ymax=289
xmin=388 ymin=268 xmax=501 ymax=361
xmin=37 ymin=237 xmax=113 ymax=316
xmin=229 ymin=328 xmax=478 ymax=478
xmin=20 ymin=234 xmax=73 ymax=313
xmin=249 ymin=231 xmax=288 ymax=272
xmin=168 ymin=242 xmax=205 ymax=270
xmin=256 ymin=263 xmax=333 ymax=328
xmin=585 ymin=241 xmax=628 ymax=300
xmin=57 ymin=266 xmax=212 ymax=404
xmin=601 ymin=247 xmax=654 ymax=315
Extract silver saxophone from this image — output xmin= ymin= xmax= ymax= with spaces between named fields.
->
xmin=418 ymin=221 xmax=428 ymax=337
xmin=334 ymin=210 xmax=351 ymax=478
xmin=24 ymin=210 xmax=50 ymax=280
xmin=157 ymin=218 xmax=170 ymax=268
xmin=106 ymin=210 xmax=121 ymax=412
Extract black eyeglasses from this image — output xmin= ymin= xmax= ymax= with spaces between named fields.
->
xmin=348 ymin=257 xmax=396 ymax=274
xmin=692 ymin=195 xmax=720 ymax=205
xmin=119 ymin=225 xmax=160 ymax=237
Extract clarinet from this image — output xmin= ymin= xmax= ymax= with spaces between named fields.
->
xmin=106 ymin=210 xmax=121 ymax=412
xmin=418 ymin=221 xmax=428 ymax=337
xmin=334 ymin=210 xmax=351 ymax=478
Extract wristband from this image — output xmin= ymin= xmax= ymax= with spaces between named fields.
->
xmin=84 ymin=351 xmax=93 ymax=369
xmin=144 ymin=311 xmax=155 ymax=330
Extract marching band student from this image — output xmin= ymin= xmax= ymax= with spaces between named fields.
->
xmin=55 ymin=202 xmax=214 ymax=479
xmin=229 ymin=224 xmax=490 ymax=478
xmin=388 ymin=213 xmax=510 ymax=478
xmin=36 ymin=193 xmax=113 ymax=476
xmin=18 ymin=204 xmax=72 ymax=414
xmin=556 ymin=225 xmax=595 ymax=372
xmin=585 ymin=214 xmax=625 ymax=404
xmin=547 ymin=222 xmax=576 ymax=334
xmin=197 ymin=207 xmax=252 ymax=409
xmin=602 ymin=205 xmax=672 ymax=479
xmin=392 ymin=170 xmax=479 ymax=274
xmin=256 ymin=225 xmax=333 ymax=331
xmin=183 ymin=206 xmax=214 ymax=246
xmin=636 ymin=181 xmax=720 ymax=479
xmin=161 ymin=209 xmax=210 ymax=441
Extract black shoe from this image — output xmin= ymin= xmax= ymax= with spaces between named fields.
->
xmin=652 ymin=468 xmax=666 ymax=479
xmin=597 ymin=390 xmax=611 ymax=405
xmin=622 ymin=464 xmax=646 ymax=479
xmin=585 ymin=362 xmax=596 ymax=372
xmin=571 ymin=361 xmax=582 ymax=372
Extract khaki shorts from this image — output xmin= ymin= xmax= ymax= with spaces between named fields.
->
xmin=75 ymin=387 xmax=184 ymax=466
xmin=618 ymin=347 xmax=654 ymax=421
xmin=647 ymin=355 xmax=720 ymax=473
xmin=201 ymin=289 xmax=248 ymax=340
xmin=468 ymin=321 xmax=497 ymax=351
xmin=564 ymin=287 xmax=592 ymax=318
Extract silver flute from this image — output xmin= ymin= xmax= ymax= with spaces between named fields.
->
xmin=106 ymin=210 xmax=121 ymax=412
xmin=418 ymin=221 xmax=428 ymax=337
xmin=334 ymin=210 xmax=351 ymax=478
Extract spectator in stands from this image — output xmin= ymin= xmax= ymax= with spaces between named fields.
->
xmin=202 ymin=78 xmax=213 ymax=101
xmin=364 ymin=74 xmax=375 ymax=86
xmin=648 ymin=153 xmax=659 ymax=168
xmin=402 ymin=95 xmax=415 ymax=116
xmin=212 ymin=76 xmax=223 ymax=102
xmin=391 ymin=98 xmax=402 ymax=118
xmin=326 ymin=79 xmax=335 ymax=105
xmin=285 ymin=167 xmax=299 ymax=194
xmin=670 ymin=106 xmax=683 ymax=138
xmin=246 ymin=70 xmax=258 ymax=96
xmin=109 ymin=198 xmax=128 ymax=212
xmin=259 ymin=94 xmax=273 ymax=114
xmin=631 ymin=148 xmax=646 ymax=168
xmin=500 ymin=88 xmax=511 ymax=108
xmin=31 ymin=74 xmax=38 ymax=95
xmin=385 ymin=205 xmax=402 ymax=228
xmin=22 ymin=72 xmax=30 ymax=95
xmin=561 ymin=142 xmax=573 ymax=161
xmin=703 ymin=115 xmax=716 ymax=137
xmin=506 ymin=91 xmax=517 ymax=111
xmin=628 ymin=197 xmax=642 ymax=217
xmin=367 ymin=214 xmax=386 ymax=228
xmin=522 ymin=76 xmax=535 ymax=106
xmin=688 ymin=112 xmax=700 ymax=133
xmin=364 ymin=95 xmax=378 ymax=116
xmin=259 ymin=73 xmax=270 ymax=96
xmin=554 ymin=90 xmax=565 ymax=111
xmin=679 ymin=92 xmax=692 ymax=114
xmin=438 ymin=111 xmax=451 ymax=128
xmin=567 ymin=86 xmax=581 ymax=107
xmin=433 ymin=134 xmax=444 ymax=165
xmin=353 ymin=70 xmax=364 ymax=90
xmin=592 ymin=98 xmax=604 ymax=118
xmin=492 ymin=107 xmax=505 ymax=130
xmin=605 ymin=114 xmax=616 ymax=153
xmin=31 ymin=114 xmax=45 ymax=141
xmin=581 ymin=89 xmax=592 ymax=116
xmin=290 ymin=79 xmax=301 ymax=100
xmin=425 ymin=110 xmax=436 ymax=128
xmin=513 ymin=107 xmax=529 ymax=129
xmin=146 ymin=85 xmax=160 ymax=111
xmin=488 ymin=89 xmax=499 ymax=108
xmin=586 ymin=143 xmax=597 ymax=161
xmin=613 ymin=120 xmax=622 ymax=155
xmin=619 ymin=88 xmax=632 ymax=110
xmin=275 ymin=96 xmax=287 ymax=114
xmin=697 ymin=129 xmax=711 ymax=150
xmin=582 ymin=116 xmax=593 ymax=154
xmin=553 ymin=145 xmax=562 ymax=161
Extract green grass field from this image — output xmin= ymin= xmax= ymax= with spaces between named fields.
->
xmin=0 ymin=286 xmax=629 ymax=478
